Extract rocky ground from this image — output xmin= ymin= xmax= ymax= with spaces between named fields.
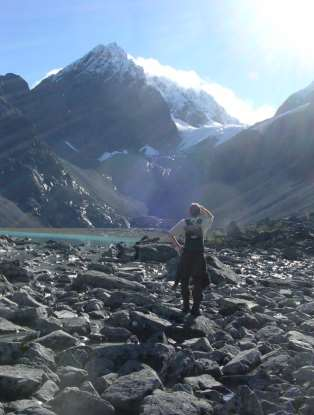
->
xmin=0 ymin=216 xmax=314 ymax=414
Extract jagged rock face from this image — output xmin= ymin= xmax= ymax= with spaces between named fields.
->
xmin=0 ymin=73 xmax=29 ymax=107
xmin=0 ymin=74 xmax=34 ymax=158
xmin=24 ymin=44 xmax=179 ymax=162
xmin=0 ymin=78 xmax=128 ymax=228
xmin=0 ymin=97 xmax=34 ymax=158
xmin=146 ymin=75 xmax=239 ymax=127
xmin=0 ymin=140 xmax=127 ymax=227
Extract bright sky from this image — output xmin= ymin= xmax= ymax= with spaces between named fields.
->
xmin=1 ymin=0 xmax=314 ymax=124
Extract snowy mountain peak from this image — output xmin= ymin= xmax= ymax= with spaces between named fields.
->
xmin=56 ymin=43 xmax=144 ymax=80
xmin=89 ymin=42 xmax=128 ymax=61
xmin=145 ymin=74 xmax=240 ymax=127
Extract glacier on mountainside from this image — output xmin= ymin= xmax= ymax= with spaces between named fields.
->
xmin=174 ymin=118 xmax=244 ymax=150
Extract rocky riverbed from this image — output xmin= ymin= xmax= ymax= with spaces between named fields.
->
xmin=1 ymin=216 xmax=314 ymax=414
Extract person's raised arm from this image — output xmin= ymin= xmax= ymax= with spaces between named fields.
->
xmin=199 ymin=204 xmax=214 ymax=223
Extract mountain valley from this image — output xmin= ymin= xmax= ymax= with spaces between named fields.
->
xmin=1 ymin=43 xmax=314 ymax=227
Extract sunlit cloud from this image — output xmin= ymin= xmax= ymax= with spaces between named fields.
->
xmin=32 ymin=68 xmax=62 ymax=89
xmin=132 ymin=56 xmax=275 ymax=125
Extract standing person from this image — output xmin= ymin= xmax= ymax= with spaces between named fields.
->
xmin=169 ymin=203 xmax=214 ymax=316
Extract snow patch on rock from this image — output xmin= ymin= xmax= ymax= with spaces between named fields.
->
xmin=139 ymin=145 xmax=160 ymax=157
xmin=65 ymin=141 xmax=79 ymax=152
xmin=144 ymin=75 xmax=239 ymax=127
xmin=98 ymin=150 xmax=128 ymax=162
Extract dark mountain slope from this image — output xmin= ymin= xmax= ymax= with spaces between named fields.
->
xmin=276 ymin=81 xmax=314 ymax=115
xmin=0 ymin=74 xmax=129 ymax=228
xmin=141 ymin=99 xmax=314 ymax=226
xmin=22 ymin=44 xmax=179 ymax=164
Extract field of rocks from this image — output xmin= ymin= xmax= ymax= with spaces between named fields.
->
xmin=1 ymin=215 xmax=314 ymax=414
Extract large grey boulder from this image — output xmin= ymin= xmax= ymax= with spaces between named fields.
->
xmin=100 ymin=324 xmax=132 ymax=342
xmin=107 ymin=290 xmax=156 ymax=307
xmin=91 ymin=343 xmax=143 ymax=371
xmin=142 ymin=343 xmax=176 ymax=380
xmin=35 ymin=380 xmax=59 ymax=402
xmin=167 ymin=350 xmax=196 ymax=384
xmin=0 ymin=316 xmax=31 ymax=334
xmin=151 ymin=303 xmax=182 ymax=321
xmin=294 ymin=366 xmax=314 ymax=384
xmin=36 ymin=330 xmax=78 ymax=351
xmin=49 ymin=387 xmax=114 ymax=415
xmin=287 ymin=331 xmax=314 ymax=350
xmin=103 ymin=366 xmax=163 ymax=411
xmin=85 ymin=356 xmax=114 ymax=379
xmin=130 ymin=311 xmax=171 ymax=337
xmin=0 ymin=334 xmax=29 ymax=365
xmin=301 ymin=319 xmax=314 ymax=334
xmin=0 ymin=297 xmax=17 ymax=321
xmin=183 ymin=374 xmax=222 ymax=391
xmin=14 ymin=306 xmax=48 ymax=327
xmin=18 ymin=343 xmax=56 ymax=370
xmin=57 ymin=365 xmax=88 ymax=387
xmin=106 ymin=310 xmax=131 ymax=329
xmin=206 ymin=255 xmax=239 ymax=285
xmin=256 ymin=325 xmax=285 ymax=343
xmin=298 ymin=302 xmax=314 ymax=315
xmin=10 ymin=290 xmax=46 ymax=308
xmin=57 ymin=345 xmax=91 ymax=369
xmin=0 ymin=261 xmax=33 ymax=282
xmin=139 ymin=389 xmax=213 ymax=415
xmin=136 ymin=244 xmax=177 ymax=262
xmin=61 ymin=317 xmax=91 ymax=336
xmin=217 ymin=385 xmax=264 ymax=415
xmin=222 ymin=348 xmax=261 ymax=375
xmin=166 ymin=316 xmax=218 ymax=342
xmin=0 ymin=364 xmax=44 ymax=400
xmin=182 ymin=338 xmax=213 ymax=353
xmin=194 ymin=358 xmax=222 ymax=378
xmin=73 ymin=271 xmax=146 ymax=292
xmin=219 ymin=297 xmax=258 ymax=316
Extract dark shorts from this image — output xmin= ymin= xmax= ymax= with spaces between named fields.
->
xmin=176 ymin=251 xmax=209 ymax=289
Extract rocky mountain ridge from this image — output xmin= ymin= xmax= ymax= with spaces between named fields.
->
xmin=23 ymin=43 xmax=179 ymax=162
xmin=141 ymin=86 xmax=314 ymax=225
xmin=276 ymin=81 xmax=314 ymax=115
xmin=145 ymin=75 xmax=239 ymax=127
xmin=2 ymin=43 xmax=314 ymax=227
xmin=0 ymin=72 xmax=140 ymax=228
xmin=57 ymin=43 xmax=145 ymax=81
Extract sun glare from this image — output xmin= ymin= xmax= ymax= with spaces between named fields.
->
xmin=253 ymin=0 xmax=314 ymax=64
